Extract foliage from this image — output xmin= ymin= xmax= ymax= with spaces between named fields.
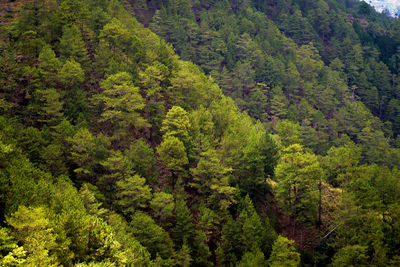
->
xmin=2 ymin=0 xmax=400 ymax=265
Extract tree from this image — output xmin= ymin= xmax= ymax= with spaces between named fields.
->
xmin=357 ymin=126 xmax=391 ymax=165
xmin=322 ymin=143 xmax=361 ymax=187
xmin=59 ymin=59 xmax=85 ymax=88
xmin=216 ymin=216 xmax=243 ymax=266
xmin=41 ymin=144 xmax=68 ymax=176
xmin=175 ymin=242 xmax=192 ymax=267
xmin=237 ymin=195 xmax=273 ymax=254
xmin=129 ymin=211 xmax=175 ymax=259
xmin=33 ymin=88 xmax=63 ymax=126
xmin=7 ymin=206 xmax=59 ymax=266
xmin=190 ymin=149 xmax=237 ymax=210
xmin=268 ymin=235 xmax=300 ymax=267
xmin=237 ymin=248 xmax=265 ymax=267
xmin=259 ymin=132 xmax=279 ymax=192
xmin=1 ymin=246 xmax=27 ymax=266
xmin=116 ymin=174 xmax=152 ymax=215
xmin=161 ymin=106 xmax=191 ymax=143
xmin=79 ymin=183 xmax=106 ymax=217
xmin=331 ymin=245 xmax=369 ymax=267
xmin=157 ymin=136 xmax=188 ymax=185
xmin=99 ymin=18 xmax=137 ymax=59
xmin=124 ymin=139 xmax=158 ymax=185
xmin=275 ymin=144 xmax=323 ymax=233
xmin=0 ymin=228 xmax=17 ymax=257
xmin=139 ymin=61 xmax=169 ymax=137
xmin=172 ymin=199 xmax=194 ymax=247
xmin=91 ymin=72 xmax=148 ymax=134
xmin=274 ymin=120 xmax=303 ymax=147
xmin=59 ymin=24 xmax=89 ymax=67
xmin=37 ymin=44 xmax=61 ymax=86
xmin=68 ymin=128 xmax=110 ymax=178
xmin=150 ymin=192 xmax=174 ymax=224
xmin=246 ymin=85 xmax=269 ymax=121
xmin=191 ymin=230 xmax=212 ymax=267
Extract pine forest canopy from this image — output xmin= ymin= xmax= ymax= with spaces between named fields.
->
xmin=0 ymin=0 xmax=400 ymax=266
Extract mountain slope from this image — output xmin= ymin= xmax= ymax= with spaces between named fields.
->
xmin=0 ymin=0 xmax=400 ymax=266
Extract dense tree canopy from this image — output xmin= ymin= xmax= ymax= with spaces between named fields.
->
xmin=1 ymin=0 xmax=400 ymax=265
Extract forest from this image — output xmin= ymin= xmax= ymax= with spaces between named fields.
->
xmin=1 ymin=0 xmax=400 ymax=266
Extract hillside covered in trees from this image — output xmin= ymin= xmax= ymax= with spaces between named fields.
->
xmin=1 ymin=0 xmax=400 ymax=266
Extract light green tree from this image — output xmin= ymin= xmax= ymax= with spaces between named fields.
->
xmin=157 ymin=136 xmax=188 ymax=185
xmin=91 ymin=72 xmax=148 ymax=133
xmin=116 ymin=174 xmax=152 ymax=215
xmin=7 ymin=206 xmax=59 ymax=266
xmin=161 ymin=106 xmax=191 ymax=143
xmin=68 ymin=128 xmax=110 ymax=178
xmin=59 ymin=24 xmax=89 ymax=67
xmin=190 ymin=149 xmax=237 ymax=210
xmin=150 ymin=192 xmax=174 ymax=224
xmin=59 ymin=59 xmax=85 ymax=88
xmin=331 ymin=245 xmax=369 ymax=267
xmin=268 ymin=235 xmax=300 ymax=267
xmin=34 ymin=88 xmax=63 ymax=126
xmin=37 ymin=45 xmax=61 ymax=86
xmin=275 ymin=144 xmax=323 ymax=230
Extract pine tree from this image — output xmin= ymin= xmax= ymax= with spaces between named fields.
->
xmin=150 ymin=192 xmax=174 ymax=224
xmin=7 ymin=206 xmax=59 ymax=266
xmin=161 ymin=106 xmax=191 ymax=144
xmin=59 ymin=24 xmax=89 ymax=67
xmin=116 ymin=174 xmax=152 ymax=215
xmin=129 ymin=211 xmax=175 ymax=259
xmin=268 ymin=235 xmax=300 ymax=267
xmin=190 ymin=149 xmax=237 ymax=210
xmin=59 ymin=59 xmax=85 ymax=88
xmin=331 ymin=245 xmax=369 ymax=267
xmin=124 ymin=139 xmax=158 ymax=186
xmin=157 ymin=136 xmax=188 ymax=185
xmin=91 ymin=72 xmax=148 ymax=134
xmin=172 ymin=199 xmax=194 ymax=247
xmin=34 ymin=88 xmax=63 ymax=126
xmin=37 ymin=45 xmax=61 ymax=86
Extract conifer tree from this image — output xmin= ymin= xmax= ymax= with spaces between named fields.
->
xmin=157 ymin=136 xmax=188 ymax=185
xmin=91 ymin=72 xmax=148 ymax=134
xmin=172 ymin=199 xmax=194 ymax=247
xmin=34 ymin=88 xmax=63 ymax=126
xmin=59 ymin=59 xmax=85 ymax=88
xmin=37 ymin=45 xmax=61 ymax=86
xmin=116 ymin=174 xmax=152 ymax=215
xmin=59 ymin=24 xmax=89 ymax=67
xmin=268 ymin=235 xmax=300 ymax=267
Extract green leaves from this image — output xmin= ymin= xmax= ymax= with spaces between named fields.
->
xmin=161 ymin=106 xmax=190 ymax=143
xmin=275 ymin=144 xmax=323 ymax=225
xmin=59 ymin=59 xmax=85 ymax=87
xmin=157 ymin=136 xmax=188 ymax=177
xmin=68 ymin=128 xmax=110 ymax=177
xmin=33 ymin=88 xmax=63 ymax=126
xmin=92 ymin=72 xmax=148 ymax=133
xmin=7 ymin=206 xmax=59 ymax=266
xmin=150 ymin=192 xmax=174 ymax=223
xmin=268 ymin=236 xmax=300 ymax=267
xmin=332 ymin=245 xmax=369 ymax=267
xmin=129 ymin=211 xmax=175 ymax=259
xmin=190 ymin=149 xmax=237 ymax=210
xmin=59 ymin=24 xmax=89 ymax=67
xmin=116 ymin=174 xmax=152 ymax=215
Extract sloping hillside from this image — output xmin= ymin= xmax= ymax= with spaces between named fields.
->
xmin=0 ymin=0 xmax=400 ymax=266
